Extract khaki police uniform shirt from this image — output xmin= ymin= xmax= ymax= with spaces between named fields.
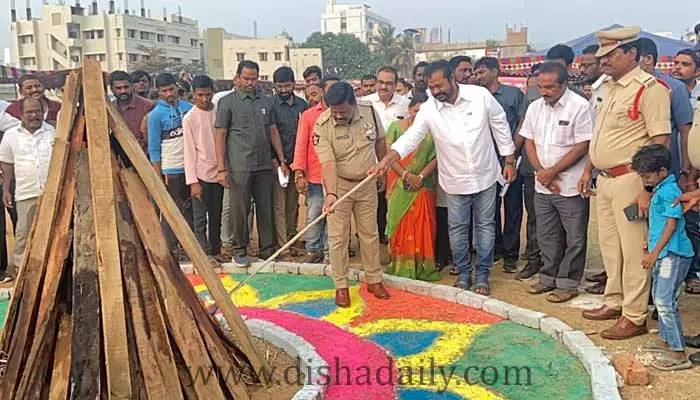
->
xmin=589 ymin=66 xmax=671 ymax=170
xmin=688 ymin=104 xmax=700 ymax=169
xmin=314 ymin=102 xmax=386 ymax=181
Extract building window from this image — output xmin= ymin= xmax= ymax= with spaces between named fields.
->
xmin=190 ymin=39 xmax=198 ymax=47
xmin=70 ymin=55 xmax=80 ymax=63
xmin=260 ymin=75 xmax=269 ymax=81
xmin=191 ymin=59 xmax=200 ymax=64
xmin=236 ymin=52 xmax=245 ymax=61
xmin=128 ymin=54 xmax=138 ymax=62
xmin=118 ymin=53 xmax=123 ymax=61
xmin=157 ymin=34 xmax=165 ymax=43
xmin=142 ymin=55 xmax=151 ymax=61
xmin=51 ymin=13 xmax=62 ymax=25
xmin=97 ymin=29 xmax=104 ymax=39
xmin=68 ymin=23 xmax=81 ymax=39
xmin=127 ymin=29 xmax=136 ymax=38
xmin=274 ymin=52 xmax=282 ymax=61
xmin=140 ymin=31 xmax=153 ymax=41
xmin=19 ymin=35 xmax=34 ymax=44
xmin=87 ymin=54 xmax=106 ymax=61
xmin=258 ymin=52 xmax=268 ymax=62
xmin=20 ymin=57 xmax=36 ymax=67
xmin=168 ymin=35 xmax=180 ymax=45
xmin=170 ymin=57 xmax=182 ymax=63
xmin=115 ymin=28 xmax=121 ymax=37
xmin=285 ymin=48 xmax=290 ymax=61
xmin=368 ymin=22 xmax=374 ymax=30
xmin=340 ymin=17 xmax=347 ymax=32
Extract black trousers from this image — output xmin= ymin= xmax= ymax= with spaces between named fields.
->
xmin=436 ymin=206 xmax=451 ymax=266
xmin=522 ymin=176 xmax=543 ymax=266
xmin=495 ymin=175 xmax=523 ymax=262
xmin=0 ymin=183 xmax=18 ymax=273
xmin=192 ymin=181 xmax=224 ymax=256
xmin=229 ymin=170 xmax=276 ymax=259
xmin=377 ymin=191 xmax=388 ymax=242
xmin=163 ymin=173 xmax=194 ymax=252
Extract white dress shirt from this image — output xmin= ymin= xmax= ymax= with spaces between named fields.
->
xmin=0 ymin=122 xmax=56 ymax=201
xmin=391 ymin=84 xmax=515 ymax=195
xmin=362 ymin=92 xmax=409 ymax=131
xmin=0 ymin=100 xmax=20 ymax=133
xmin=519 ymin=89 xmax=593 ymax=197
xmin=212 ymin=89 xmax=235 ymax=113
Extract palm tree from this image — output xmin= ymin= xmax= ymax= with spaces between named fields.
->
xmin=373 ymin=25 xmax=399 ymax=65
xmin=392 ymin=34 xmax=415 ymax=78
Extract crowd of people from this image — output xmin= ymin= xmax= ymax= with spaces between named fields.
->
xmin=1 ymin=25 xmax=700 ymax=371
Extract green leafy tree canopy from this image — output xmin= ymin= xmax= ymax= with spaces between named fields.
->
xmin=301 ymin=32 xmax=381 ymax=80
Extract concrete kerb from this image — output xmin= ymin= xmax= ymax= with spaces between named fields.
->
xmin=178 ymin=261 xmax=620 ymax=400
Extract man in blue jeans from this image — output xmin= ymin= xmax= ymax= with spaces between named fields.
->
xmin=374 ymin=60 xmax=516 ymax=295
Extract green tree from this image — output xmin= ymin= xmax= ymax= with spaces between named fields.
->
xmin=486 ymin=38 xmax=502 ymax=48
xmin=372 ymin=25 xmax=400 ymax=65
xmin=301 ymin=32 xmax=379 ymax=79
xmin=392 ymin=33 xmax=415 ymax=78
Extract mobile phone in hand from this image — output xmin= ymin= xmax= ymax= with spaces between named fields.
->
xmin=623 ymin=203 xmax=640 ymax=221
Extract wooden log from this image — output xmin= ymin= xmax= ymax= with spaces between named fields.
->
xmin=14 ymin=113 xmax=85 ymax=398
xmin=48 ymin=311 xmax=72 ymax=400
xmin=119 ymin=169 xmax=227 ymax=400
xmin=107 ymin=98 xmax=269 ymax=385
xmin=113 ymin=160 xmax=183 ymax=400
xmin=81 ymin=58 xmax=132 ymax=398
xmin=70 ymin=151 xmax=101 ymax=399
xmin=0 ymin=70 xmax=81 ymax=398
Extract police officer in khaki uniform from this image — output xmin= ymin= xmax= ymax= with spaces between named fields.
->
xmin=578 ymin=27 xmax=672 ymax=339
xmin=314 ymin=81 xmax=391 ymax=307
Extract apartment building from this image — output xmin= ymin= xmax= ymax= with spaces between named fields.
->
xmin=10 ymin=1 xmax=201 ymax=72
xmin=320 ymin=0 xmax=391 ymax=44
xmin=205 ymin=29 xmax=323 ymax=81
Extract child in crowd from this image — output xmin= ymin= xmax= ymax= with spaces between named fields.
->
xmin=183 ymin=75 xmax=224 ymax=267
xmin=632 ymin=144 xmax=694 ymax=371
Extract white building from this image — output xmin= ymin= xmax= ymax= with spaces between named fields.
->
xmin=320 ymin=0 xmax=391 ymax=44
xmin=10 ymin=2 xmax=201 ymax=72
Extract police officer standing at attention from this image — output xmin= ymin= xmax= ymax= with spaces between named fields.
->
xmin=314 ymin=82 xmax=391 ymax=307
xmin=579 ymin=27 xmax=672 ymax=340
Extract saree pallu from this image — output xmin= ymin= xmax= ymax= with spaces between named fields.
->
xmin=384 ymin=122 xmax=439 ymax=281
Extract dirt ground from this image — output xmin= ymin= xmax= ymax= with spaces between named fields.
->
xmin=250 ymin=338 xmax=304 ymax=400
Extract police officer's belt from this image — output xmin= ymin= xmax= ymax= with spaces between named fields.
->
xmin=598 ymin=164 xmax=633 ymax=178
xmin=338 ymin=176 xmax=365 ymax=182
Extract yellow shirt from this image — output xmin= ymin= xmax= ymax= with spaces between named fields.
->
xmin=589 ymin=66 xmax=671 ymax=170
xmin=314 ymin=103 xmax=386 ymax=181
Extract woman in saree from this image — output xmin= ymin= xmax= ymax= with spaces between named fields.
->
xmin=385 ymin=93 xmax=439 ymax=281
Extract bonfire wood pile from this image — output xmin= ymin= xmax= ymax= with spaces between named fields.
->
xmin=0 ymin=60 xmax=268 ymax=399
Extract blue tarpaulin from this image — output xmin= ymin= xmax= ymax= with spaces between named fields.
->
xmin=533 ymin=24 xmax=694 ymax=57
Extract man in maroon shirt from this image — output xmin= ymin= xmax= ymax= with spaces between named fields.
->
xmin=5 ymin=75 xmax=61 ymax=127
xmin=109 ymin=70 xmax=153 ymax=157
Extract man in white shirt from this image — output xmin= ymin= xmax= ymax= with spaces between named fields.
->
xmin=520 ymin=62 xmax=593 ymax=302
xmin=0 ymin=100 xmax=20 ymax=283
xmin=363 ymin=66 xmax=409 ymax=249
xmin=0 ymin=97 xmax=56 ymax=276
xmin=373 ymin=60 xmax=517 ymax=295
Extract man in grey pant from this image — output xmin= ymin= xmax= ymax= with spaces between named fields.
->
xmin=519 ymin=62 xmax=594 ymax=303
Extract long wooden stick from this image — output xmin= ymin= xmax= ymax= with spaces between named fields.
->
xmin=217 ymin=174 xmax=376 ymax=305
xmin=106 ymin=102 xmax=270 ymax=383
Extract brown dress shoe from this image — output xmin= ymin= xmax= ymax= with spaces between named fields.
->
xmin=581 ymin=305 xmax=622 ymax=321
xmin=600 ymin=317 xmax=648 ymax=340
xmin=335 ymin=289 xmax=351 ymax=307
xmin=367 ymin=282 xmax=391 ymax=299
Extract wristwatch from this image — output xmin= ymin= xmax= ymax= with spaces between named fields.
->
xmin=505 ymin=160 xmax=516 ymax=167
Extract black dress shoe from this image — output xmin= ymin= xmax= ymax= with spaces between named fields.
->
xmin=690 ymin=351 xmax=700 ymax=365
xmin=684 ymin=334 xmax=700 ymax=349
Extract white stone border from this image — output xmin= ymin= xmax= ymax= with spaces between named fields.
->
xmin=185 ymin=261 xmax=622 ymax=400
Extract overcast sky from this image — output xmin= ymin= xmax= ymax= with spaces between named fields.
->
xmin=2 ymin=0 xmax=698 ymax=52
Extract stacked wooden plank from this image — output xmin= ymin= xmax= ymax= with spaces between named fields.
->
xmin=0 ymin=60 xmax=268 ymax=399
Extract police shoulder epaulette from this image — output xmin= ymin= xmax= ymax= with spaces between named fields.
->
xmin=634 ymin=74 xmax=657 ymax=88
xmin=315 ymin=109 xmax=331 ymax=126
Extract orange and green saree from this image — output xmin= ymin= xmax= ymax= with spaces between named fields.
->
xmin=385 ymin=121 xmax=439 ymax=281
